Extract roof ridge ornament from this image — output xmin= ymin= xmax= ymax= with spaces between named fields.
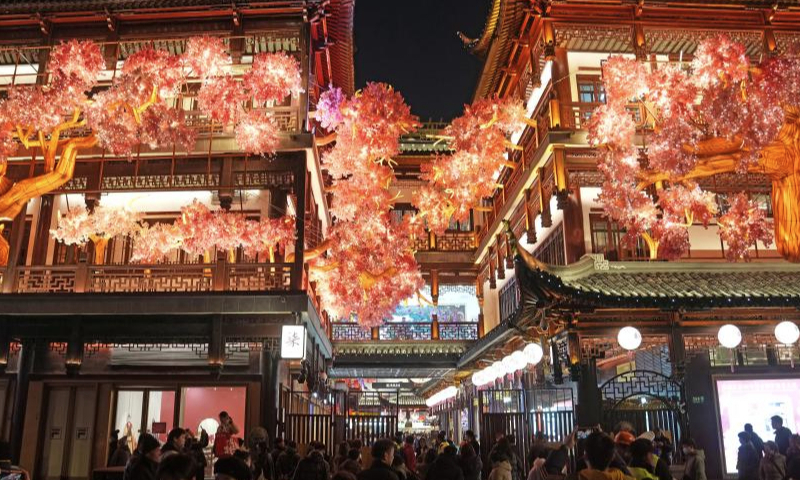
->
xmin=587 ymin=253 xmax=610 ymax=271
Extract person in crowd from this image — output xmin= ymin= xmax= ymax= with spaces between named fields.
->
xmin=335 ymin=442 xmax=351 ymax=471
xmin=186 ymin=429 xmax=209 ymax=480
xmin=436 ymin=432 xmax=451 ymax=454
xmin=124 ymin=433 xmax=162 ymax=480
xmin=334 ymin=472 xmax=357 ymax=480
xmin=745 ymin=425 xmax=765 ymax=457
xmin=110 ymin=430 xmax=121 ymax=464
xmin=293 ymin=442 xmax=330 ymax=480
xmin=527 ymin=432 xmax=549 ymax=467
xmin=738 ymin=432 xmax=761 ymax=480
xmin=760 ymin=441 xmax=787 ymax=480
xmin=785 ymin=436 xmax=800 ymax=480
xmin=358 ymin=439 xmax=400 ymax=480
xmin=614 ymin=423 xmax=635 ymax=436
xmin=458 ymin=443 xmax=481 ymax=480
xmin=110 ymin=437 xmax=133 ymax=467
xmin=464 ymin=430 xmax=481 ymax=457
xmin=272 ymin=439 xmax=287 ymax=464
xmin=419 ymin=449 xmax=437 ymax=480
xmin=506 ymin=435 xmax=524 ymax=480
xmin=488 ymin=451 xmax=512 ymax=480
xmin=392 ymin=453 xmax=411 ymax=480
xmin=403 ymin=436 xmax=417 ymax=473
xmin=628 ymin=439 xmax=657 ymax=480
xmin=634 ymin=433 xmax=670 ymax=480
xmin=773 ymin=417 xmax=793 ymax=456
xmin=426 ymin=445 xmax=463 ymax=480
xmin=157 ymin=453 xmax=196 ymax=480
xmin=216 ymin=456 xmax=254 ymax=480
xmin=276 ymin=441 xmax=301 ymax=480
xmin=416 ymin=438 xmax=430 ymax=466
xmin=651 ymin=429 xmax=672 ymax=465
xmin=249 ymin=428 xmax=275 ymax=480
xmin=577 ymin=432 xmax=631 ymax=480
xmin=679 ymin=438 xmax=706 ymax=480
xmin=613 ymin=432 xmax=635 ymax=466
xmin=162 ymin=428 xmax=188 ymax=458
xmin=340 ymin=456 xmax=362 ymax=477
xmin=215 ymin=412 xmax=241 ymax=460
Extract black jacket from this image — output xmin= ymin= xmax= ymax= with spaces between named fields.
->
xmin=777 ymin=428 xmax=793 ymax=456
xmin=738 ymin=444 xmax=761 ymax=480
xmin=293 ymin=452 xmax=330 ymax=480
xmin=123 ymin=454 xmax=158 ymax=480
xmin=278 ymin=449 xmax=302 ymax=480
xmin=427 ymin=454 xmax=465 ymax=480
xmin=358 ymin=461 xmax=401 ymax=480
xmin=459 ymin=455 xmax=482 ymax=480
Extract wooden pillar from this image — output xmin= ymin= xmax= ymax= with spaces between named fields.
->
xmin=495 ymin=236 xmax=505 ymax=280
xmin=524 ymin=188 xmax=538 ymax=245
xmin=504 ymin=233 xmax=514 ymax=269
xmin=476 ymin=277 xmax=485 ymax=338
xmin=261 ymin=349 xmax=281 ymax=442
xmin=667 ymin=313 xmax=686 ymax=380
xmin=488 ymin=248 xmax=497 ymax=289
xmin=562 ymin=183 xmax=585 ymax=264
xmin=31 ymin=195 xmax=54 ymax=265
xmin=291 ymin=164 xmax=306 ymax=291
xmin=575 ymin=357 xmax=602 ymax=427
xmin=633 ymin=23 xmax=647 ymax=60
xmin=11 ymin=340 xmax=35 ymax=463
xmin=538 ymin=169 xmax=552 ymax=229
xmin=208 ymin=315 xmax=224 ymax=371
xmin=218 ymin=157 xmax=234 ymax=211
xmin=2 ymin=207 xmax=27 ymax=292
xmin=430 ymin=269 xmax=439 ymax=322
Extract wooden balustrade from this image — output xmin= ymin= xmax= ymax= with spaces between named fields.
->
xmin=331 ymin=321 xmax=479 ymax=342
xmin=3 ymin=260 xmax=295 ymax=294
xmin=413 ymin=231 xmax=477 ymax=252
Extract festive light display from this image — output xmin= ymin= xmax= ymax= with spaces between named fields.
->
xmin=51 ymin=204 xmax=141 ymax=263
xmin=0 ymin=36 xmax=302 ymax=266
xmin=589 ymin=35 xmax=800 ymax=261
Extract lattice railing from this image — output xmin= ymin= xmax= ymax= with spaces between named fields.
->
xmin=332 ymin=322 xmax=479 ymax=342
xmin=413 ymin=231 xmax=476 ymax=252
xmin=9 ymin=261 xmax=294 ymax=294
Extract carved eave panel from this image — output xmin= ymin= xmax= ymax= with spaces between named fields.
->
xmin=333 ymin=342 xmax=470 ymax=358
xmin=644 ymin=29 xmax=763 ymax=57
xmin=555 ymin=24 xmax=634 ymax=53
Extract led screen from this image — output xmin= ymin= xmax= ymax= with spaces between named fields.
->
xmin=716 ymin=378 xmax=800 ymax=474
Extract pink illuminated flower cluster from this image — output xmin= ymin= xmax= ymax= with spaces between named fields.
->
xmin=316 ymin=86 xmax=346 ymax=130
xmin=416 ymin=97 xmax=526 ymax=235
xmin=245 ymin=52 xmax=304 ymax=104
xmin=50 ymin=204 xmax=142 ymax=245
xmin=131 ymin=200 xmax=295 ymax=263
xmin=718 ymin=193 xmax=773 ymax=261
xmin=589 ymin=35 xmax=793 ymax=260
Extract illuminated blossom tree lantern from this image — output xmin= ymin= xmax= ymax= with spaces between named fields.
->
xmin=50 ymin=204 xmax=142 ymax=264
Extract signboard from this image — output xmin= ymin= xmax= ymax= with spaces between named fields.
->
xmin=281 ymin=325 xmax=306 ymax=359
xmin=372 ymin=382 xmax=414 ymax=390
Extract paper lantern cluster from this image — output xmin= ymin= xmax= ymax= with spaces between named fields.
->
xmin=587 ymin=35 xmax=800 ymax=261
xmin=471 ymin=342 xmax=544 ymax=387
xmin=425 ymin=386 xmax=457 ymax=407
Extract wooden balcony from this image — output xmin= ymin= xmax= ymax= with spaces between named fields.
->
xmin=332 ymin=321 xmax=479 ymax=342
xmin=413 ymin=231 xmax=477 ymax=252
xmin=1 ymin=259 xmax=294 ymax=294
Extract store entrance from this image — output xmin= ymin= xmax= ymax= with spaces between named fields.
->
xmin=38 ymin=386 xmax=97 ymax=480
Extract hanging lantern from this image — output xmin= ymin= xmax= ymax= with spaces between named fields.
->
xmin=471 ymin=370 xmax=487 ymax=387
xmin=617 ymin=326 xmax=642 ymax=351
xmin=502 ymin=354 xmax=517 ymax=374
xmin=718 ymin=324 xmax=742 ymax=349
xmin=511 ymin=350 xmax=528 ymax=370
xmin=523 ymin=343 xmax=544 ymax=365
xmin=491 ymin=360 xmax=506 ymax=378
xmin=775 ymin=321 xmax=800 ymax=345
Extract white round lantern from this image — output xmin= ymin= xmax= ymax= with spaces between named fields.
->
xmin=471 ymin=371 xmax=484 ymax=386
xmin=523 ymin=343 xmax=544 ymax=365
xmin=502 ymin=355 xmax=517 ymax=374
xmin=617 ymin=326 xmax=643 ymax=351
xmin=775 ymin=321 xmax=800 ymax=345
xmin=511 ymin=350 xmax=528 ymax=370
xmin=718 ymin=324 xmax=742 ymax=349
xmin=491 ymin=360 xmax=506 ymax=378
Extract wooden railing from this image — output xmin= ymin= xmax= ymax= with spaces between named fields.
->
xmin=4 ymin=260 xmax=293 ymax=294
xmin=559 ymin=101 xmax=647 ymax=131
xmin=413 ymin=231 xmax=477 ymax=252
xmin=332 ymin=321 xmax=479 ymax=342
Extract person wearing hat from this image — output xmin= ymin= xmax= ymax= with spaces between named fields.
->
xmin=124 ymin=433 xmax=162 ymax=480
xmin=634 ymin=434 xmax=671 ymax=480
xmin=614 ymin=431 xmax=636 ymax=466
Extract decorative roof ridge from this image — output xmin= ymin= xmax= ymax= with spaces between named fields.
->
xmin=457 ymin=0 xmax=502 ymax=57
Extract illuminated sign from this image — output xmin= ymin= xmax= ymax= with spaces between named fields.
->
xmin=281 ymin=325 xmax=306 ymax=359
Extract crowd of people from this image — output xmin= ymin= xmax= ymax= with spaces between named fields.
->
xmin=105 ymin=414 xmax=798 ymax=480
xmin=735 ymin=416 xmax=800 ymax=480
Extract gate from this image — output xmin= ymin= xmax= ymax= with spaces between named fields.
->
xmin=342 ymin=391 xmax=399 ymax=446
xmin=600 ymin=370 xmax=686 ymax=447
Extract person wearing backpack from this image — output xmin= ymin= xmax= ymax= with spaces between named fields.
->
xmin=761 ymin=441 xmax=787 ymax=480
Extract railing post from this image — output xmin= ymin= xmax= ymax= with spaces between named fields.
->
xmin=213 ymin=257 xmax=226 ymax=292
xmin=431 ymin=320 xmax=439 ymax=340
xmin=371 ymin=326 xmax=379 ymax=341
xmin=74 ymin=260 xmax=88 ymax=293
xmin=1 ymin=264 xmax=14 ymax=294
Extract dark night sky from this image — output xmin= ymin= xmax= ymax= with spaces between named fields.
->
xmin=353 ymin=1 xmax=489 ymax=122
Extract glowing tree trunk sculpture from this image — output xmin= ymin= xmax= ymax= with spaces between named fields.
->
xmin=589 ymin=37 xmax=800 ymax=261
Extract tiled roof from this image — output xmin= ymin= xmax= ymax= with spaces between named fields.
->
xmin=516 ymin=254 xmax=800 ymax=310
xmin=470 ymin=0 xmax=528 ymax=101
xmin=0 ymin=0 xmax=304 ymax=13
xmin=327 ymin=0 xmax=355 ymax=96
